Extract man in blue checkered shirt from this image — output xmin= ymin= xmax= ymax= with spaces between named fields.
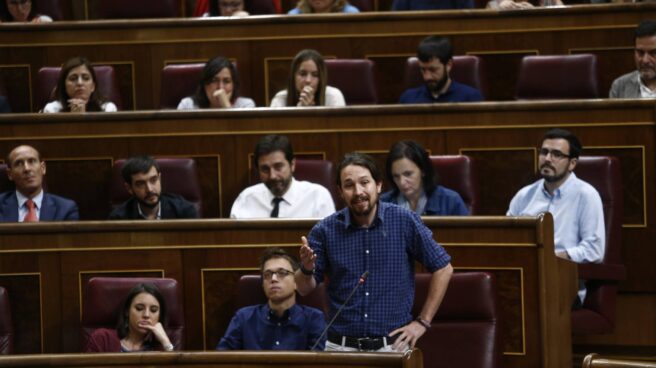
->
xmin=295 ymin=152 xmax=453 ymax=352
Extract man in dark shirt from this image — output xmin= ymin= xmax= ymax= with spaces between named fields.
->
xmin=296 ymin=152 xmax=453 ymax=352
xmin=399 ymin=36 xmax=483 ymax=104
xmin=109 ymin=155 xmax=198 ymax=220
xmin=217 ymin=247 xmax=326 ymax=350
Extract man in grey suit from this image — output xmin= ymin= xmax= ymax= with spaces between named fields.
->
xmin=609 ymin=20 xmax=656 ymax=99
xmin=0 ymin=145 xmax=79 ymax=222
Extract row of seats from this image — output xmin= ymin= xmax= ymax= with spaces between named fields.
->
xmin=28 ymin=54 xmax=600 ymax=111
xmin=0 ymin=154 xmax=627 ymax=337
xmin=0 ymin=272 xmax=502 ymax=368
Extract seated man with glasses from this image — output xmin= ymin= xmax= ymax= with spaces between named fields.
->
xmin=507 ymin=128 xmax=605 ymax=306
xmin=216 ymin=247 xmax=326 ymax=350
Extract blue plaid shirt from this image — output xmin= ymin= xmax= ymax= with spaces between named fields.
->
xmin=308 ymin=201 xmax=451 ymax=337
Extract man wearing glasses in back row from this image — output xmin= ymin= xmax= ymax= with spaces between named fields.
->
xmin=216 ymin=247 xmax=326 ymax=350
xmin=507 ymin=128 xmax=605 ymax=307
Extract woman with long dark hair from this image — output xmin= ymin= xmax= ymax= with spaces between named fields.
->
xmin=381 ymin=140 xmax=469 ymax=216
xmin=177 ymin=56 xmax=255 ymax=109
xmin=0 ymin=0 xmax=52 ymax=23
xmin=43 ymin=57 xmax=117 ymax=113
xmin=85 ymin=283 xmax=175 ymax=352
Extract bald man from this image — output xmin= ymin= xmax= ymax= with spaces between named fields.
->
xmin=0 ymin=145 xmax=79 ymax=222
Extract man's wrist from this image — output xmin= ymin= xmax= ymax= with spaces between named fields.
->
xmin=300 ymin=263 xmax=315 ymax=276
xmin=415 ymin=317 xmax=431 ymax=330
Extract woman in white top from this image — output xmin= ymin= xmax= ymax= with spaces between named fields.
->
xmin=43 ymin=56 xmax=117 ymax=113
xmin=0 ymin=0 xmax=53 ymax=23
xmin=270 ymin=49 xmax=346 ymax=107
xmin=177 ymin=56 xmax=255 ymax=110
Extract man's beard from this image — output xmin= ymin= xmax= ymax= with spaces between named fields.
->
xmin=540 ymin=164 xmax=568 ymax=183
xmin=138 ymin=193 xmax=161 ymax=209
xmin=265 ymin=177 xmax=292 ymax=197
xmin=349 ymin=193 xmax=376 ymax=217
xmin=426 ymin=73 xmax=449 ymax=95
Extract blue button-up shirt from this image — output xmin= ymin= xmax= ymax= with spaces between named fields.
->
xmin=216 ymin=303 xmax=326 ymax=350
xmin=308 ymin=201 xmax=451 ymax=337
xmin=507 ymin=172 xmax=605 ymax=263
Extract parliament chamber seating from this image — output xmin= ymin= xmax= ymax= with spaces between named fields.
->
xmin=325 ymin=59 xmax=378 ymax=105
xmin=34 ymin=0 xmax=63 ymax=20
xmin=515 ymin=54 xmax=600 ymax=100
xmin=429 ymin=155 xmax=480 ymax=215
xmin=249 ymin=158 xmax=340 ymax=208
xmin=571 ymin=156 xmax=626 ymax=335
xmin=80 ymin=277 xmax=185 ymax=351
xmin=0 ymin=164 xmax=10 ymax=193
xmin=109 ymin=158 xmax=203 ymax=217
xmin=95 ymin=0 xmax=181 ymax=19
xmin=404 ymin=56 xmax=489 ymax=99
xmin=0 ymin=287 xmax=13 ymax=355
xmin=159 ymin=63 xmax=205 ymax=109
xmin=235 ymin=275 xmax=329 ymax=315
xmin=414 ymin=272 xmax=501 ymax=368
xmin=245 ymin=0 xmax=277 ymax=14
xmin=348 ymin=0 xmax=374 ymax=11
xmin=35 ymin=66 xmax=123 ymax=112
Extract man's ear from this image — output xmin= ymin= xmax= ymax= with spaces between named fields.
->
xmin=40 ymin=161 xmax=46 ymax=176
xmin=290 ymin=158 xmax=296 ymax=174
xmin=445 ymin=59 xmax=454 ymax=74
xmin=376 ymin=181 xmax=383 ymax=194
xmin=568 ymin=157 xmax=578 ymax=172
xmin=124 ymin=182 xmax=134 ymax=196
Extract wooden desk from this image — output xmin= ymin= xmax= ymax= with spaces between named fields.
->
xmin=0 ymin=3 xmax=652 ymax=111
xmin=0 ymin=215 xmax=576 ymax=368
xmin=0 ymin=350 xmax=422 ymax=368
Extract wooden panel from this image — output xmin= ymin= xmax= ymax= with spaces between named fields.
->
xmin=0 ymin=274 xmax=42 ymax=354
xmin=0 ymin=65 xmax=31 ymax=113
xmin=0 ymin=4 xmax=652 ymax=108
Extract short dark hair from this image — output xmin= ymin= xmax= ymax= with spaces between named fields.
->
xmin=336 ymin=152 xmax=382 ymax=188
xmin=121 ymin=155 xmax=160 ymax=185
xmin=0 ymin=0 xmax=38 ymax=22
xmin=253 ymin=135 xmax=294 ymax=168
xmin=385 ymin=140 xmax=437 ymax=196
xmin=191 ymin=56 xmax=241 ymax=107
xmin=541 ymin=128 xmax=582 ymax=159
xmin=417 ymin=36 xmax=453 ymax=65
xmin=259 ymin=247 xmax=300 ymax=273
xmin=116 ymin=283 xmax=168 ymax=340
xmin=636 ymin=20 xmax=656 ymax=39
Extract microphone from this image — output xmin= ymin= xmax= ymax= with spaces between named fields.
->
xmin=311 ymin=271 xmax=369 ymax=351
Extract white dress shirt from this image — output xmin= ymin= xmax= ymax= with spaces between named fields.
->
xmin=230 ymin=178 xmax=335 ymax=219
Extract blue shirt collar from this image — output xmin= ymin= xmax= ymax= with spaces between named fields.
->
xmin=338 ymin=201 xmax=386 ymax=229
xmin=540 ymin=171 xmax=578 ymax=199
xmin=261 ymin=303 xmax=302 ymax=326
xmin=16 ymin=189 xmax=44 ymax=210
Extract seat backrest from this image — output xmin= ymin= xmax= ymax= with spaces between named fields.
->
xmin=34 ymin=0 xmax=63 ymax=20
xmin=347 ymin=0 xmax=373 ymax=11
xmin=325 ymin=59 xmax=377 ymax=105
xmin=109 ymin=158 xmax=203 ymax=217
xmin=574 ymin=156 xmax=623 ymax=265
xmin=0 ymin=286 xmax=13 ymax=355
xmin=235 ymin=275 xmax=329 ymax=315
xmin=404 ymin=56 xmax=488 ymax=99
xmin=515 ymin=54 xmax=599 ymax=99
xmin=159 ymin=64 xmax=205 ymax=109
xmin=80 ymin=277 xmax=184 ymax=350
xmin=582 ymin=353 xmax=656 ymax=368
xmin=245 ymin=0 xmax=277 ymax=14
xmin=35 ymin=66 xmax=123 ymax=112
xmin=429 ymin=155 xmax=480 ymax=215
xmin=249 ymin=158 xmax=339 ymax=209
xmin=96 ymin=0 xmax=181 ymax=19
xmin=413 ymin=272 xmax=500 ymax=368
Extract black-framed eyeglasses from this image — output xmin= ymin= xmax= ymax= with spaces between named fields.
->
xmin=262 ymin=269 xmax=294 ymax=280
xmin=539 ymin=148 xmax=570 ymax=160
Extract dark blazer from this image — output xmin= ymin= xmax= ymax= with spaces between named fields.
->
xmin=0 ymin=191 xmax=80 ymax=222
xmin=108 ymin=192 xmax=199 ymax=220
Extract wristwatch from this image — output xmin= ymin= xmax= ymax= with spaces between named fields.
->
xmin=300 ymin=264 xmax=314 ymax=276
xmin=415 ymin=317 xmax=431 ymax=330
